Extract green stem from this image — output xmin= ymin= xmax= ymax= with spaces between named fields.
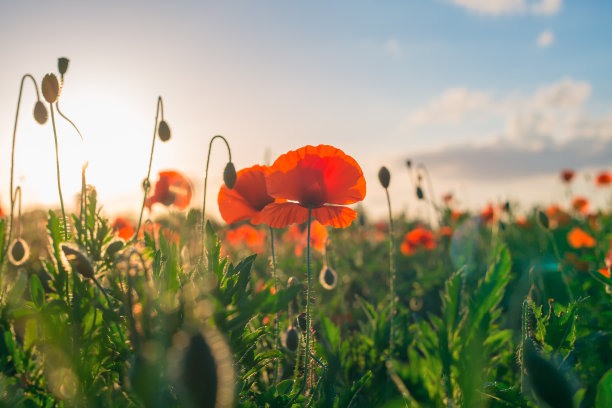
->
xmin=200 ymin=135 xmax=232 ymax=262
xmin=270 ymin=226 xmax=281 ymax=383
xmin=303 ymin=210 xmax=312 ymax=394
xmin=134 ymin=96 xmax=164 ymax=242
xmin=6 ymin=74 xmax=40 ymax=262
xmin=50 ymin=104 xmax=68 ymax=241
xmin=385 ymin=187 xmax=396 ymax=354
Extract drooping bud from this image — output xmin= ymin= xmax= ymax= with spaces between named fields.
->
xmin=287 ymin=276 xmax=299 ymax=287
xmin=105 ymin=239 xmax=125 ymax=258
xmin=319 ymin=266 xmax=337 ymax=290
xmin=157 ymin=120 xmax=171 ymax=142
xmin=282 ymin=327 xmax=300 ymax=352
xmin=223 ymin=162 xmax=237 ymax=189
xmin=378 ymin=166 xmax=390 ymax=189
xmin=537 ymin=210 xmax=549 ymax=229
xmin=180 ymin=333 xmax=218 ymax=408
xmin=41 ymin=73 xmax=61 ymax=103
xmin=58 ymin=57 xmax=69 ymax=76
xmin=8 ymin=238 xmax=29 ymax=266
xmin=405 ymin=160 xmax=412 ymax=169
xmin=60 ymin=243 xmax=94 ymax=279
xmin=416 ymin=186 xmax=424 ymax=200
xmin=33 ymin=101 xmax=48 ymax=124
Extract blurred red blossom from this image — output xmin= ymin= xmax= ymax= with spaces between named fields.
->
xmin=401 ymin=227 xmax=435 ymax=256
xmin=146 ymin=170 xmax=193 ymax=210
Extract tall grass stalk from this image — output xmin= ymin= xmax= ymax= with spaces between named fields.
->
xmin=270 ymin=226 xmax=281 ymax=382
xmin=134 ymin=96 xmax=164 ymax=241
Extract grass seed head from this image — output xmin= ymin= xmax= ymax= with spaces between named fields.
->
xmin=378 ymin=166 xmax=391 ymax=189
xmin=157 ymin=120 xmax=171 ymax=142
xmin=41 ymin=73 xmax=61 ymax=103
xmin=33 ymin=101 xmax=48 ymax=124
xmin=8 ymin=238 xmax=29 ymax=266
xmin=223 ymin=162 xmax=237 ymax=189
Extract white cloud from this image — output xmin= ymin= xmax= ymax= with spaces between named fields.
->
xmin=537 ymin=29 xmax=555 ymax=47
xmin=409 ymin=87 xmax=493 ymax=124
xmin=445 ymin=0 xmax=562 ymax=16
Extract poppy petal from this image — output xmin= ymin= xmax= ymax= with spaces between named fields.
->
xmin=218 ymin=186 xmax=259 ymax=224
xmin=260 ymin=202 xmax=310 ymax=228
xmin=311 ymin=206 xmax=356 ymax=228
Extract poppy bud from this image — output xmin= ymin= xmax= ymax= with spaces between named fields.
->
xmin=8 ymin=238 xmax=29 ymax=266
xmin=287 ymin=276 xmax=299 ymax=287
xmin=378 ymin=166 xmax=391 ymax=189
xmin=296 ymin=312 xmax=307 ymax=333
xmin=405 ymin=160 xmax=412 ymax=169
xmin=157 ymin=120 xmax=171 ymax=142
xmin=106 ymin=239 xmax=125 ymax=257
xmin=283 ymin=327 xmax=300 ymax=352
xmin=319 ymin=266 xmax=337 ymax=290
xmin=180 ymin=332 xmax=219 ymax=408
xmin=538 ymin=210 xmax=549 ymax=229
xmin=58 ymin=57 xmax=69 ymax=76
xmin=41 ymin=73 xmax=61 ymax=103
xmin=33 ymin=101 xmax=48 ymax=124
xmin=60 ymin=243 xmax=94 ymax=279
xmin=223 ymin=162 xmax=237 ymax=189
xmin=416 ymin=186 xmax=424 ymax=200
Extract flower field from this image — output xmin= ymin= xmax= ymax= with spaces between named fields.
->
xmin=1 ymin=59 xmax=612 ymax=408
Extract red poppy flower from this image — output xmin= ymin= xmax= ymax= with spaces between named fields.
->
xmin=560 ymin=169 xmax=575 ymax=183
xmin=480 ymin=204 xmax=496 ymax=224
xmin=218 ymin=165 xmax=274 ymax=225
xmin=439 ymin=226 xmax=453 ymax=237
xmin=0 ymin=204 xmax=4 ymax=219
xmin=596 ymin=171 xmax=612 ymax=187
xmin=225 ymin=224 xmax=266 ymax=253
xmin=401 ymin=227 xmax=435 ymax=256
xmin=598 ymin=268 xmax=611 ymax=279
xmin=295 ymin=220 xmax=328 ymax=256
xmin=146 ymin=170 xmax=193 ymax=210
xmin=112 ymin=217 xmax=136 ymax=240
xmin=572 ymin=197 xmax=589 ymax=214
xmin=567 ymin=227 xmax=595 ymax=249
xmin=260 ymin=145 xmax=366 ymax=229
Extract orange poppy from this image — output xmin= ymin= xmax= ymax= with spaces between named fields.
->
xmin=596 ymin=171 xmax=612 ymax=187
xmin=295 ymin=220 xmax=328 ymax=256
xmin=439 ymin=226 xmax=453 ymax=237
xmin=0 ymin=204 xmax=4 ymax=218
xmin=480 ymin=204 xmax=496 ymax=224
xmin=599 ymin=268 xmax=611 ymax=279
xmin=560 ymin=169 xmax=575 ymax=183
xmin=225 ymin=224 xmax=266 ymax=253
xmin=261 ymin=145 xmax=366 ymax=228
xmin=146 ymin=170 xmax=193 ymax=210
xmin=401 ymin=227 xmax=435 ymax=256
xmin=567 ymin=227 xmax=596 ymax=249
xmin=546 ymin=205 xmax=571 ymax=228
xmin=218 ymin=165 xmax=274 ymax=225
xmin=604 ymin=239 xmax=612 ymax=269
xmin=112 ymin=217 xmax=136 ymax=240
xmin=516 ymin=216 xmax=532 ymax=229
xmin=572 ymin=197 xmax=589 ymax=214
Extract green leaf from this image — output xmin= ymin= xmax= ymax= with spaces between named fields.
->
xmin=596 ymin=369 xmax=612 ymax=408
xmin=30 ymin=274 xmax=45 ymax=309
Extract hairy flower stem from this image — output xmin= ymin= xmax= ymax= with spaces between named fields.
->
xmin=385 ymin=187 xmax=396 ymax=355
xmin=270 ymin=226 xmax=281 ymax=382
xmin=303 ymin=209 xmax=313 ymax=393
xmin=200 ymin=135 xmax=232 ymax=261
xmin=50 ymin=104 xmax=68 ymax=241
xmin=6 ymin=74 xmax=40 ymax=260
xmin=134 ymin=97 xmax=164 ymax=242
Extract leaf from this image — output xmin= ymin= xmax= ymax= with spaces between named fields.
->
xmin=30 ymin=274 xmax=45 ymax=309
xmin=596 ymin=369 xmax=612 ymax=408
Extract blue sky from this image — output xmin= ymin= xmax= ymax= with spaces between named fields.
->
xmin=1 ymin=0 xmax=611 ymax=220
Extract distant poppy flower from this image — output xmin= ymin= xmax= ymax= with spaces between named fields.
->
xmin=560 ymin=169 xmax=575 ymax=183
xmin=480 ymin=204 xmax=496 ymax=224
xmin=567 ymin=227 xmax=596 ymax=249
xmin=572 ymin=197 xmax=589 ymax=214
xmin=598 ymin=268 xmax=611 ymax=279
xmin=295 ymin=220 xmax=328 ymax=256
xmin=112 ymin=217 xmax=136 ymax=240
xmin=604 ymin=239 xmax=612 ymax=270
xmin=439 ymin=226 xmax=453 ymax=237
xmin=261 ymin=145 xmax=366 ymax=228
xmin=596 ymin=171 xmax=612 ymax=187
xmin=516 ymin=216 xmax=532 ymax=229
xmin=546 ymin=204 xmax=571 ymax=228
xmin=401 ymin=227 xmax=435 ymax=256
xmin=146 ymin=170 xmax=193 ymax=210
xmin=218 ymin=165 xmax=274 ymax=225
xmin=0 ymin=204 xmax=4 ymax=218
xmin=450 ymin=209 xmax=464 ymax=222
xmin=442 ymin=193 xmax=453 ymax=207
xmin=225 ymin=224 xmax=266 ymax=253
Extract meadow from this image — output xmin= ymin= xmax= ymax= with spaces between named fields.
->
xmin=0 ymin=58 xmax=611 ymax=408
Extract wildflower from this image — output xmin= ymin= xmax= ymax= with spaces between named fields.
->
xmin=217 ymin=165 xmax=274 ymax=224
xmin=567 ymin=227 xmax=595 ymax=249
xmin=0 ymin=204 xmax=4 ymax=218
xmin=400 ymin=227 xmax=435 ymax=256
xmin=439 ymin=226 xmax=453 ymax=237
xmin=598 ymin=268 xmax=611 ymax=279
xmin=261 ymin=145 xmax=366 ymax=228
xmin=546 ymin=205 xmax=571 ymax=228
xmin=294 ymin=220 xmax=328 ymax=256
xmin=481 ymin=204 xmax=496 ymax=224
xmin=596 ymin=171 xmax=611 ymax=187
xmin=516 ymin=216 xmax=532 ymax=229
xmin=225 ymin=224 xmax=266 ymax=253
xmin=112 ymin=217 xmax=136 ymax=240
xmin=572 ymin=197 xmax=589 ymax=214
xmin=146 ymin=170 xmax=193 ymax=210
xmin=560 ymin=169 xmax=575 ymax=183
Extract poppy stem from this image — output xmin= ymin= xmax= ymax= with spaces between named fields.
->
xmin=200 ymin=135 xmax=232 ymax=262
xmin=302 ymin=210 xmax=313 ymax=394
xmin=12 ymin=187 xmax=22 ymax=239
xmin=134 ymin=96 xmax=164 ymax=242
xmin=50 ymin=103 xmax=68 ymax=241
xmin=56 ymin=101 xmax=83 ymax=141
xmin=5 ymin=74 xmax=41 ymax=264
xmin=384 ymin=187 xmax=396 ymax=355
xmin=270 ymin=226 xmax=281 ymax=383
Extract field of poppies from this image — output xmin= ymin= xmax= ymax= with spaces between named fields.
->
xmin=1 ymin=59 xmax=612 ymax=408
